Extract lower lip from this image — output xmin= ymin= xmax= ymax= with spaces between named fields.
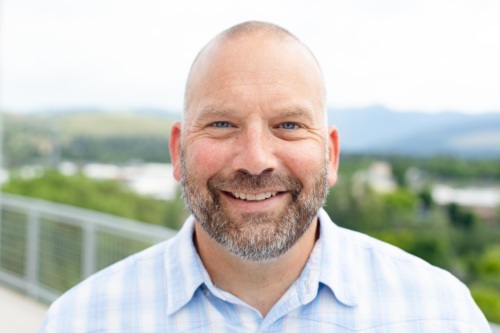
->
xmin=221 ymin=191 xmax=287 ymax=213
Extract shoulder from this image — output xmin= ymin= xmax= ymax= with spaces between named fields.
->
xmin=39 ymin=238 xmax=175 ymax=332
xmin=339 ymin=226 xmax=466 ymax=293
xmin=39 ymin=217 xmax=202 ymax=333
xmin=318 ymin=208 xmax=459 ymax=288
xmin=318 ymin=208 xmax=489 ymax=329
xmin=335 ymin=225 xmax=489 ymax=328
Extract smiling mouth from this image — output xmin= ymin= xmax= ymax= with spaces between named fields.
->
xmin=226 ymin=191 xmax=280 ymax=201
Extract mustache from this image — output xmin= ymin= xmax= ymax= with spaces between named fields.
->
xmin=207 ymin=171 xmax=302 ymax=198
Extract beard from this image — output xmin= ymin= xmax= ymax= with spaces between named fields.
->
xmin=180 ymin=153 xmax=329 ymax=262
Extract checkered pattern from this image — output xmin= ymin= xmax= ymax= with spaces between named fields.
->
xmin=39 ymin=209 xmax=490 ymax=332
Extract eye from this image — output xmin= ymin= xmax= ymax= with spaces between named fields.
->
xmin=211 ymin=121 xmax=232 ymax=128
xmin=278 ymin=122 xmax=299 ymax=130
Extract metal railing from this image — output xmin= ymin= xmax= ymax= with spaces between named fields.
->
xmin=0 ymin=192 xmax=177 ymax=304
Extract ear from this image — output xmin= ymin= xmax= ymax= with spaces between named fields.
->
xmin=326 ymin=126 xmax=340 ymax=186
xmin=169 ymin=122 xmax=182 ymax=182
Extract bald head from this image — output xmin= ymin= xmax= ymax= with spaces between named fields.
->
xmin=184 ymin=21 xmax=326 ymax=116
xmin=216 ymin=21 xmax=299 ymax=43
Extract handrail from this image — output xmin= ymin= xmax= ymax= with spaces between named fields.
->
xmin=0 ymin=192 xmax=178 ymax=304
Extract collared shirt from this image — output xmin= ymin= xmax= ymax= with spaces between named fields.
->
xmin=39 ymin=209 xmax=490 ymax=332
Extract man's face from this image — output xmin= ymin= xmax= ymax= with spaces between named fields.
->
xmin=171 ymin=34 xmax=339 ymax=261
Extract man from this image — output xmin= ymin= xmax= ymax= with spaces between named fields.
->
xmin=39 ymin=21 xmax=490 ymax=332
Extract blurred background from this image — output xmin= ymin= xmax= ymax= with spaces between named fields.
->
xmin=0 ymin=0 xmax=499 ymax=330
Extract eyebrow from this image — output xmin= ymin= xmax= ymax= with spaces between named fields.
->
xmin=196 ymin=106 xmax=234 ymax=120
xmin=195 ymin=104 xmax=316 ymax=122
xmin=275 ymin=107 xmax=314 ymax=118
xmin=272 ymin=106 xmax=318 ymax=124
xmin=200 ymin=105 xmax=233 ymax=117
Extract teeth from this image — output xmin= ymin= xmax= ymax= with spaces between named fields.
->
xmin=232 ymin=191 xmax=277 ymax=201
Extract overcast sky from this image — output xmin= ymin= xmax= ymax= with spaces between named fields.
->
xmin=1 ymin=0 xmax=499 ymax=114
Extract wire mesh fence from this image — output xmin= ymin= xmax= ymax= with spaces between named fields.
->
xmin=0 ymin=192 xmax=177 ymax=304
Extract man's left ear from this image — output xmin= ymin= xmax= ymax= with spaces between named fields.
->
xmin=326 ymin=126 xmax=340 ymax=186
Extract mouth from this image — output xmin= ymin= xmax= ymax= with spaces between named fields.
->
xmin=224 ymin=191 xmax=281 ymax=202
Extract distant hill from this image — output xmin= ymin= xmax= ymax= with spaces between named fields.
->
xmin=3 ymin=110 xmax=179 ymax=167
xmin=329 ymin=106 xmax=500 ymax=158
xmin=3 ymin=107 xmax=499 ymax=168
xmin=5 ymin=109 xmax=179 ymax=140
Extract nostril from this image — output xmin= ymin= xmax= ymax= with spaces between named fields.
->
xmin=259 ymin=168 xmax=275 ymax=177
xmin=236 ymin=168 xmax=275 ymax=177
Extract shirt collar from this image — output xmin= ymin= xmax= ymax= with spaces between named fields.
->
xmin=165 ymin=209 xmax=359 ymax=315
xmin=317 ymin=208 xmax=359 ymax=306
xmin=165 ymin=216 xmax=206 ymax=315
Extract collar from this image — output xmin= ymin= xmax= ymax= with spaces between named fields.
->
xmin=165 ymin=209 xmax=359 ymax=314
xmin=165 ymin=216 xmax=206 ymax=315
xmin=317 ymin=208 xmax=359 ymax=306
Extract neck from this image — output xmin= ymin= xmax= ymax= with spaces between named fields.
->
xmin=194 ymin=219 xmax=319 ymax=317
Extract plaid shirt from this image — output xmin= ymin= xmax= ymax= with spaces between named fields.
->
xmin=39 ymin=209 xmax=490 ymax=332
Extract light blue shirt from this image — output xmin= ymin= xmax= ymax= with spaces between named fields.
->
xmin=39 ymin=209 xmax=490 ymax=332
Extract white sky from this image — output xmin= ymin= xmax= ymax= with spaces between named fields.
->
xmin=1 ymin=0 xmax=499 ymax=114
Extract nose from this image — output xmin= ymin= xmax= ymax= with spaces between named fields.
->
xmin=231 ymin=127 xmax=278 ymax=176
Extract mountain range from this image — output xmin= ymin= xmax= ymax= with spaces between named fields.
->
xmin=328 ymin=106 xmax=500 ymax=158
xmin=7 ymin=106 xmax=500 ymax=159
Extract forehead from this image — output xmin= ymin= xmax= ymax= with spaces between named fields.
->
xmin=185 ymin=33 xmax=325 ymax=122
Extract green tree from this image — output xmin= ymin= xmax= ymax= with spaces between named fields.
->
xmin=2 ymin=170 xmax=189 ymax=230
xmin=470 ymin=284 xmax=500 ymax=324
xmin=475 ymin=245 xmax=500 ymax=289
xmin=447 ymin=203 xmax=477 ymax=229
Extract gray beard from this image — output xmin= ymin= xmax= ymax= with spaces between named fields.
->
xmin=180 ymin=154 xmax=329 ymax=262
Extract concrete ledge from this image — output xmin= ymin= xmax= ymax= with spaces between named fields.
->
xmin=0 ymin=284 xmax=48 ymax=333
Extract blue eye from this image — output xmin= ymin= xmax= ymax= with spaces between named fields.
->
xmin=212 ymin=121 xmax=231 ymax=128
xmin=280 ymin=122 xmax=299 ymax=130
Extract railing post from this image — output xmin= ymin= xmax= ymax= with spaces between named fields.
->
xmin=26 ymin=208 xmax=40 ymax=298
xmin=82 ymin=221 xmax=96 ymax=279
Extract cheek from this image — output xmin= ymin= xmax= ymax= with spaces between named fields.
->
xmin=185 ymin=142 xmax=232 ymax=179
xmin=280 ymin=143 xmax=325 ymax=177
